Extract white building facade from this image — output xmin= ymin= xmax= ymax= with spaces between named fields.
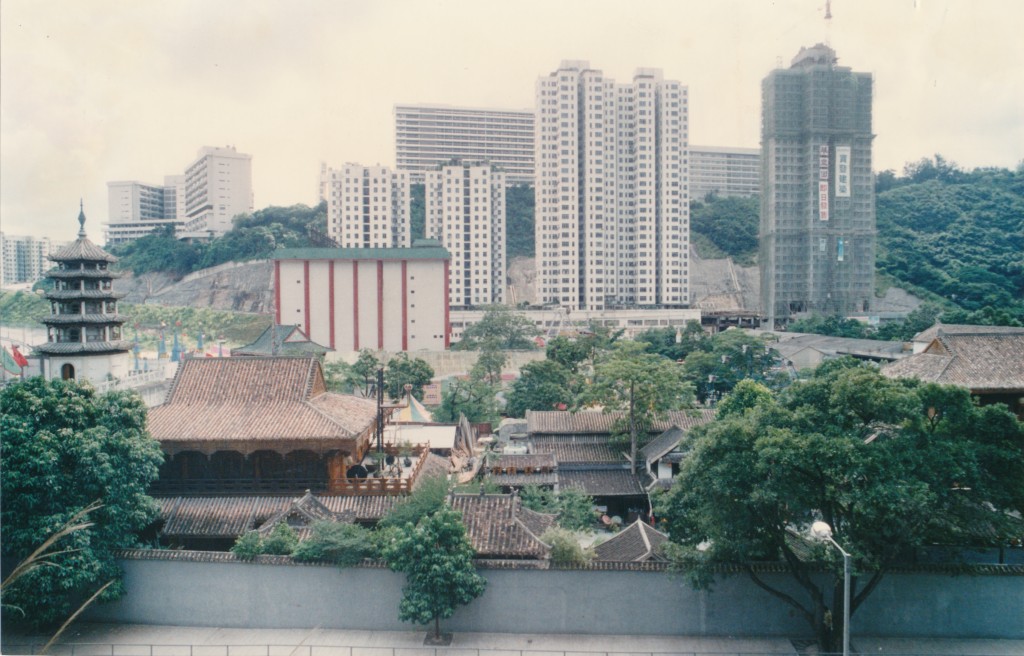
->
xmin=689 ymin=146 xmax=760 ymax=199
xmin=1 ymin=233 xmax=52 ymax=287
xmin=425 ymin=164 xmax=506 ymax=308
xmin=322 ymin=164 xmax=411 ymax=249
xmin=394 ymin=104 xmax=534 ymax=185
xmin=180 ymin=146 xmax=254 ymax=238
xmin=104 ymin=176 xmax=184 ymax=246
xmin=273 ymin=242 xmax=450 ymax=353
xmin=536 ymin=61 xmax=689 ymax=312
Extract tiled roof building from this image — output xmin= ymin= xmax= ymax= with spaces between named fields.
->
xmin=882 ymin=328 xmax=1024 ymax=418
xmin=593 ymin=520 xmax=670 ymax=562
xmin=450 ymin=493 xmax=555 ymax=559
xmin=150 ymin=356 xmax=382 ymax=495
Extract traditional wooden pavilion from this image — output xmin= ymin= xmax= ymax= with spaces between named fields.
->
xmin=149 ymin=356 xmax=390 ymax=495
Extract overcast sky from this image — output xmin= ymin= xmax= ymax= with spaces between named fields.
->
xmin=2 ymin=0 xmax=1022 ymax=242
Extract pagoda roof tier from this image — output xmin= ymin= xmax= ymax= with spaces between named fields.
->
xmin=42 ymin=314 xmax=129 ymax=325
xmin=34 ymin=341 xmax=133 ymax=355
xmin=46 ymin=290 xmax=127 ymax=301
xmin=47 ymin=268 xmax=124 ymax=280
xmin=49 ymin=239 xmax=118 ymax=263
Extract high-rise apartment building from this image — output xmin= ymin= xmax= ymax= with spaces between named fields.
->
xmin=536 ymin=61 xmax=689 ymax=311
xmin=689 ymin=146 xmax=760 ymax=199
xmin=180 ymin=146 xmax=254 ymax=238
xmin=394 ymin=104 xmax=534 ymax=185
xmin=322 ymin=164 xmax=411 ymax=248
xmin=425 ymin=163 xmax=506 ymax=308
xmin=104 ymin=176 xmax=184 ymax=246
xmin=759 ymin=44 xmax=875 ymax=323
xmin=105 ymin=146 xmax=251 ymax=244
xmin=0 ymin=233 xmax=52 ymax=287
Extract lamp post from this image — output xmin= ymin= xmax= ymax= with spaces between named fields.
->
xmin=811 ymin=520 xmax=850 ymax=656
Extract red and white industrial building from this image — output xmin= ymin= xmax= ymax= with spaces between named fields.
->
xmin=273 ymin=241 xmax=450 ymax=353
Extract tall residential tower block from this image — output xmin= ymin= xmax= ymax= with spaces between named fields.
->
xmin=535 ymin=61 xmax=689 ymax=311
xmin=425 ymin=163 xmax=506 ymax=308
xmin=321 ymin=164 xmax=411 ymax=249
xmin=759 ymin=45 xmax=875 ymax=323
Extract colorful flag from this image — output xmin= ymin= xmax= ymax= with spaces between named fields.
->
xmin=11 ymin=345 xmax=29 ymax=368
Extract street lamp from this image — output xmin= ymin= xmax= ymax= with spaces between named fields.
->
xmin=811 ymin=520 xmax=850 ymax=656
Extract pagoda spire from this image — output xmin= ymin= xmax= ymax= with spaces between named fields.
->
xmin=78 ymin=199 xmax=87 ymax=238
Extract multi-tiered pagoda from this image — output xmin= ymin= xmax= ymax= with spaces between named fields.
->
xmin=35 ymin=203 xmax=131 ymax=382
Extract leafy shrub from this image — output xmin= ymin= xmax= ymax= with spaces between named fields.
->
xmin=260 ymin=523 xmax=298 ymax=555
xmin=378 ymin=473 xmax=450 ymax=529
xmin=292 ymin=521 xmax=374 ymax=566
xmin=231 ymin=531 xmax=263 ymax=560
xmin=542 ymin=527 xmax=590 ymax=566
xmin=556 ymin=488 xmax=597 ymax=531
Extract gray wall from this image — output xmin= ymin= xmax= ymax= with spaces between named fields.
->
xmin=87 ymin=556 xmax=1024 ymax=639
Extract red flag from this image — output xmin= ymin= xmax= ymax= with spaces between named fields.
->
xmin=11 ymin=345 xmax=29 ymax=368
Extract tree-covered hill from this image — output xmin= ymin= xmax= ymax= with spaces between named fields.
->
xmin=112 ymin=202 xmax=327 ymax=277
xmin=875 ymin=158 xmax=1024 ymax=322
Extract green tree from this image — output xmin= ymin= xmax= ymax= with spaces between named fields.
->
xmin=680 ymin=330 xmax=781 ymax=403
xmin=541 ymin=527 xmax=590 ymax=565
xmin=324 ymin=349 xmax=381 ymax=397
xmin=635 ymin=321 xmax=708 ymax=362
xmin=582 ymin=342 xmax=694 ymax=473
xmin=261 ymin=523 xmax=299 ymax=555
xmin=519 ymin=485 xmax=595 ymax=531
xmin=433 ymin=376 xmax=500 ymax=425
xmin=230 ymin=531 xmax=263 ymax=560
xmin=657 ymin=360 xmax=1024 ymax=652
xmin=505 ymin=360 xmax=575 ymax=418
xmin=385 ymin=352 xmax=435 ymax=401
xmin=0 ymin=378 xmax=164 ymax=630
xmin=292 ymin=521 xmax=375 ymax=566
xmin=470 ymin=343 xmax=507 ymax=385
xmin=378 ymin=473 xmax=451 ymax=530
xmin=453 ymin=305 xmax=539 ymax=351
xmin=381 ymin=507 xmax=487 ymax=641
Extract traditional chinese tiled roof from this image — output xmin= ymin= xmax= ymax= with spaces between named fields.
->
xmin=882 ymin=332 xmax=1024 ymax=392
xmin=149 ymin=357 xmax=378 ymax=453
xmin=559 ymin=470 xmax=644 ymax=497
xmin=449 ymin=493 xmax=554 ymax=559
xmin=593 ymin=520 xmax=670 ymax=562
xmin=490 ymin=453 xmax=557 ymax=471
xmin=157 ymin=493 xmax=398 ymax=539
xmin=639 ymin=427 xmax=686 ymax=463
xmin=489 ymin=472 xmax=559 ymax=487
xmin=911 ymin=323 xmax=1024 ymax=345
xmin=526 ymin=409 xmax=715 ymax=436
xmin=257 ymin=490 xmax=355 ymax=538
xmin=232 ymin=325 xmax=332 ymax=357
xmin=158 ymin=496 xmax=293 ymax=538
xmin=532 ymin=442 xmax=623 ymax=463
xmin=50 ymin=237 xmax=118 ymax=263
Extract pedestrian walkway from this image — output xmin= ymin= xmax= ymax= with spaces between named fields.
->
xmin=3 ymin=623 xmax=1022 ymax=656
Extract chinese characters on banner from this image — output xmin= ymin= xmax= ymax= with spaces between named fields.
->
xmin=818 ymin=144 xmax=829 ymax=221
xmin=835 ymin=146 xmax=851 ymax=197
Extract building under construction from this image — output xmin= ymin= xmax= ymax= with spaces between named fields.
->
xmin=759 ymin=44 xmax=875 ymax=324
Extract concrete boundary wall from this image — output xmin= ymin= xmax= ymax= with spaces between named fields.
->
xmin=86 ymin=555 xmax=1024 ymax=639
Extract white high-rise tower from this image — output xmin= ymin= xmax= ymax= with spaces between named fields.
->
xmin=425 ymin=163 xmax=506 ymax=308
xmin=323 ymin=164 xmax=411 ymax=248
xmin=535 ymin=61 xmax=689 ymax=311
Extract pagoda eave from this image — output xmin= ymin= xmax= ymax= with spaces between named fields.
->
xmin=41 ymin=314 xmax=129 ymax=325
xmin=47 ymin=269 xmax=124 ymax=280
xmin=46 ymin=290 xmax=128 ymax=301
xmin=33 ymin=341 xmax=134 ymax=355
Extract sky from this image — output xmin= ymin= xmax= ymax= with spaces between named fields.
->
xmin=2 ymin=0 xmax=1022 ymax=242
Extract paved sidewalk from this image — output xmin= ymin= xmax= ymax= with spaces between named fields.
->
xmin=3 ymin=623 xmax=1023 ymax=656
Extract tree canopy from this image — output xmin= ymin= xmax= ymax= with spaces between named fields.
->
xmin=0 ymin=378 xmax=164 ymax=629
xmin=581 ymin=341 xmax=694 ymax=470
xmin=452 ymin=305 xmax=539 ymax=351
xmin=384 ymin=353 xmax=435 ymax=402
xmin=381 ymin=507 xmax=487 ymax=640
xmin=656 ymin=359 xmax=1024 ymax=651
